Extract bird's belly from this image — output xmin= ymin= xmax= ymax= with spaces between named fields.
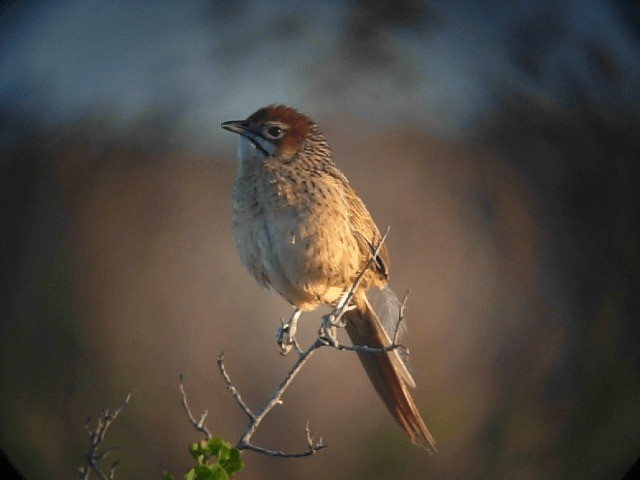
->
xmin=237 ymin=205 xmax=360 ymax=310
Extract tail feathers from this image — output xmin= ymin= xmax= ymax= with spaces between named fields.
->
xmin=345 ymin=292 xmax=437 ymax=452
xmin=366 ymin=285 xmax=415 ymax=388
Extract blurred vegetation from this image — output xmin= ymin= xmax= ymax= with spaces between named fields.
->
xmin=1 ymin=1 xmax=639 ymax=479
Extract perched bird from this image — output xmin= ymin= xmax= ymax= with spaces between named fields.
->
xmin=222 ymin=105 xmax=436 ymax=451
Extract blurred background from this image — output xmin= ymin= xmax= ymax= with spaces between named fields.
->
xmin=1 ymin=1 xmax=639 ymax=478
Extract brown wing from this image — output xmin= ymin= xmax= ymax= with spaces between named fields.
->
xmin=327 ymin=167 xmax=390 ymax=279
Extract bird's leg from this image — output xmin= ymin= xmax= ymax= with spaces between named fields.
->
xmin=277 ymin=309 xmax=302 ymax=355
xmin=319 ymin=289 xmax=357 ymax=345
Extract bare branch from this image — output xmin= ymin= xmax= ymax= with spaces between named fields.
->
xmin=78 ymin=393 xmax=132 ymax=480
xmin=239 ymin=440 xmax=327 ymax=458
xmin=324 ymin=284 xmax=409 ymax=356
xmin=318 ymin=227 xmax=391 ymax=347
xmin=394 ymin=290 xmax=410 ymax=345
xmin=335 ymin=226 xmax=390 ymax=319
xmin=217 ymin=354 xmax=254 ymax=421
xmin=236 ymin=417 xmax=327 ymax=458
xmin=179 ymin=374 xmax=213 ymax=439
xmin=219 ymin=338 xmax=328 ymax=456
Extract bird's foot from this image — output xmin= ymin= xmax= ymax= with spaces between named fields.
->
xmin=318 ymin=298 xmax=357 ymax=345
xmin=318 ymin=322 xmax=337 ymax=347
xmin=276 ymin=309 xmax=301 ymax=355
xmin=318 ymin=312 xmax=340 ymax=346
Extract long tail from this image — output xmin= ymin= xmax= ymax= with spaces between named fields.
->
xmin=345 ymin=286 xmax=437 ymax=452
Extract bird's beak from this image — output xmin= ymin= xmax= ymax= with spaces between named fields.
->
xmin=221 ymin=120 xmax=248 ymax=135
xmin=221 ymin=119 xmax=271 ymax=157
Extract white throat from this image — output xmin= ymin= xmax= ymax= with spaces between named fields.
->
xmin=237 ymin=135 xmax=260 ymax=162
xmin=235 ymin=136 xmax=261 ymax=174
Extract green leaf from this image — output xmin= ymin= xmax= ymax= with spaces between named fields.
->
xmin=228 ymin=448 xmax=241 ymax=462
xmin=193 ymin=465 xmax=212 ymax=480
xmin=163 ymin=471 xmax=174 ymax=480
xmin=207 ymin=465 xmax=229 ymax=480
xmin=217 ymin=445 xmax=231 ymax=461
xmin=183 ymin=438 xmax=242 ymax=479
xmin=219 ymin=449 xmax=243 ymax=475
xmin=188 ymin=464 xmax=228 ymax=480
xmin=189 ymin=442 xmax=208 ymax=462
xmin=205 ymin=437 xmax=228 ymax=457
xmin=219 ymin=459 xmax=243 ymax=476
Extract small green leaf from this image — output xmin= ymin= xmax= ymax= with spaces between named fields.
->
xmin=182 ymin=438 xmax=242 ymax=479
xmin=228 ymin=448 xmax=241 ymax=462
xmin=219 ymin=447 xmax=243 ymax=475
xmin=163 ymin=471 xmax=174 ymax=480
xmin=188 ymin=443 xmax=198 ymax=458
xmin=193 ymin=465 xmax=213 ymax=480
xmin=189 ymin=442 xmax=206 ymax=460
xmin=218 ymin=445 xmax=231 ymax=461
xmin=208 ymin=464 xmax=229 ymax=480
xmin=188 ymin=464 xmax=228 ymax=480
xmin=219 ymin=459 xmax=243 ymax=475
xmin=205 ymin=437 xmax=227 ymax=457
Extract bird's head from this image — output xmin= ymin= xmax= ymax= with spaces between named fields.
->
xmin=222 ymin=105 xmax=323 ymax=163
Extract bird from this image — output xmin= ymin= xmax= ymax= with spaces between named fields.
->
xmin=221 ymin=105 xmax=436 ymax=451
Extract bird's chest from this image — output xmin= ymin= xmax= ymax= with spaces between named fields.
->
xmin=232 ymin=165 xmax=358 ymax=308
xmin=232 ymin=167 xmax=307 ymax=283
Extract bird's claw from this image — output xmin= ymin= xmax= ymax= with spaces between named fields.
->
xmin=318 ymin=314 xmax=340 ymax=346
xmin=276 ymin=322 xmax=293 ymax=355
xmin=276 ymin=310 xmax=301 ymax=356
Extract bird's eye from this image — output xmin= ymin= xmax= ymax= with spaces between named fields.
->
xmin=265 ymin=126 xmax=284 ymax=139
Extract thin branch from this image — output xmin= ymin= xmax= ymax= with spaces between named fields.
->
xmin=179 ymin=374 xmax=213 ymax=439
xmin=78 ymin=393 xmax=132 ymax=480
xmin=335 ymin=226 xmax=390 ymax=319
xmin=239 ymin=441 xmax=327 ymax=458
xmin=238 ymin=419 xmax=326 ymax=458
xmin=324 ymin=339 xmax=405 ymax=354
xmin=394 ymin=290 xmax=410 ymax=345
xmin=219 ymin=339 xmax=328 ymax=457
xmin=319 ymin=227 xmax=391 ymax=346
xmin=217 ymin=354 xmax=254 ymax=420
xmin=320 ymin=291 xmax=409 ymax=355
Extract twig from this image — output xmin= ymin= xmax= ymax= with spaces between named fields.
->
xmin=78 ymin=393 xmax=132 ymax=480
xmin=219 ymin=339 xmax=328 ymax=457
xmin=319 ymin=227 xmax=391 ymax=346
xmin=394 ymin=290 xmax=410 ymax=345
xmin=179 ymin=375 xmax=213 ymax=439
xmin=226 ymin=420 xmax=324 ymax=458
xmin=217 ymin=354 xmax=255 ymax=420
